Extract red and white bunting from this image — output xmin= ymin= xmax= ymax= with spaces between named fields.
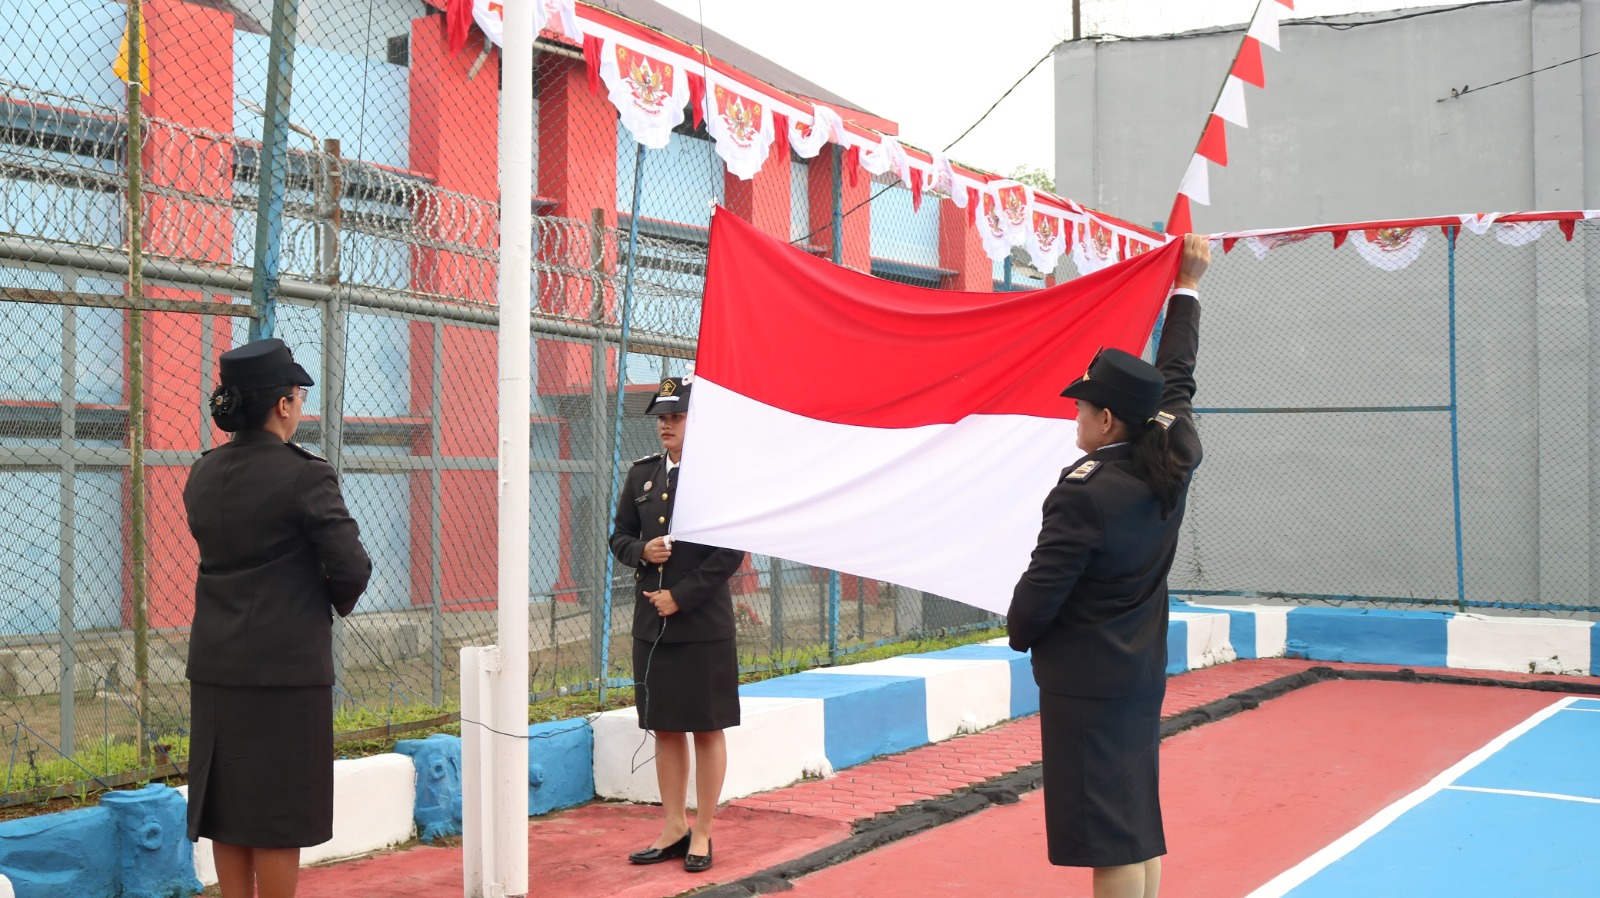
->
xmin=444 ymin=0 xmax=1166 ymax=282
xmin=1350 ymin=227 xmax=1428 ymax=271
xmin=860 ymin=135 xmax=912 ymax=185
xmin=1241 ymin=232 xmax=1311 ymax=260
xmin=1166 ymin=0 xmax=1285 ymax=235
xmin=1458 ymin=212 xmax=1501 ymax=236
xmin=704 ymin=71 xmax=775 ymax=180
xmin=976 ymin=192 xmax=1013 ymax=262
xmin=1025 ymin=209 xmax=1067 ymax=273
xmin=1072 ymin=217 xmax=1121 ymax=275
xmin=789 ymin=105 xmax=843 ymax=159
xmin=468 ymin=0 xmax=578 ymax=48
xmin=599 ymin=39 xmax=688 ymax=149
xmin=1494 ymin=220 xmax=1553 ymax=246
xmin=928 ymin=151 xmax=965 ymax=208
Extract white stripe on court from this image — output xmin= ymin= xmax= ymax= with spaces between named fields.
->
xmin=1561 ymin=707 xmax=1600 ymax=713
xmin=1242 ymin=696 xmax=1579 ymax=898
xmin=1443 ymin=785 xmax=1600 ymax=805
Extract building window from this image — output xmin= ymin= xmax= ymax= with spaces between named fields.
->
xmin=387 ymin=35 xmax=410 ymax=67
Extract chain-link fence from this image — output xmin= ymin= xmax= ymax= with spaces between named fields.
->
xmin=7 ymin=0 xmax=1592 ymax=808
xmin=1174 ymin=221 xmax=1600 ymax=620
xmin=0 ymin=0 xmax=1001 ymax=801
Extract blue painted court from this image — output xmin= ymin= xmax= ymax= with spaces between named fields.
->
xmin=1259 ymin=696 xmax=1600 ymax=898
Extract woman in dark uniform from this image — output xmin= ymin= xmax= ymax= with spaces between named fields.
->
xmin=1006 ymin=234 xmax=1210 ymax=898
xmin=184 ymin=338 xmax=371 ymax=898
xmin=610 ymin=376 xmax=746 ymax=874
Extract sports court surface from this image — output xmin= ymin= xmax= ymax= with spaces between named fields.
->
xmin=297 ymin=662 xmax=1600 ymax=898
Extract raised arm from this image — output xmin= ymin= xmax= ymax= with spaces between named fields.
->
xmin=1156 ymin=234 xmax=1208 ymax=417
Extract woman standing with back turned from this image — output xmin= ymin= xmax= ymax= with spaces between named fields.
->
xmin=1006 ymin=234 xmax=1211 ymax=898
xmin=184 ymin=338 xmax=371 ymax=898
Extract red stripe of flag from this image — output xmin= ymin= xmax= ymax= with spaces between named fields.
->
xmin=1233 ymin=36 xmax=1266 ymax=89
xmin=966 ymin=187 xmax=979 ymax=227
xmin=1197 ymin=114 xmax=1229 ymax=166
xmin=699 ymin=210 xmax=1184 ymax=426
xmin=910 ymin=168 xmax=923 ymax=212
xmin=1276 ymin=0 xmax=1294 ymax=8
xmin=844 ymin=145 xmax=861 ymax=187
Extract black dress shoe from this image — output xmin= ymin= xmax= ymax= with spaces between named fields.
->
xmin=683 ymin=840 xmax=713 ymax=873
xmin=628 ymin=833 xmax=690 ymax=865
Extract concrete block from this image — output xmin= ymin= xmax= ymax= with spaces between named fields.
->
xmin=1286 ymin=606 xmax=1451 ymax=667
xmin=528 ymin=718 xmax=594 ymax=816
xmin=592 ymin=696 xmax=826 ymax=804
xmin=1170 ymin=608 xmax=1236 ymax=670
xmin=812 ymin=656 xmax=1010 ymax=741
xmin=1447 ymin=614 xmax=1593 ymax=675
xmin=186 ymin=753 xmax=419 ymax=884
xmin=908 ymin=644 xmax=1037 ymax=718
xmin=742 ymin=672 xmax=928 ymax=770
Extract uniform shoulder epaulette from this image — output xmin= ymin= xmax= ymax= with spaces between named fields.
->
xmin=632 ymin=452 xmax=663 ymax=466
xmin=287 ymin=442 xmax=328 ymax=462
xmin=200 ymin=446 xmax=216 ymax=457
xmin=1061 ymin=459 xmax=1103 ymax=483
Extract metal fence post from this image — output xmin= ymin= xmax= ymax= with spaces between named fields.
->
xmin=58 ymin=302 xmax=77 ymax=756
xmin=248 ymin=0 xmax=302 ymax=340
xmin=600 ymin=144 xmax=646 ymax=701
xmin=323 ymin=291 xmax=348 ymax=706
xmin=769 ymin=558 xmax=784 ymax=658
xmin=1447 ymin=226 xmax=1466 ymax=611
xmin=430 ymin=322 xmax=445 ymax=706
xmin=125 ymin=0 xmax=150 ymax=764
xmin=317 ymin=138 xmax=342 ymax=286
xmin=588 ymin=209 xmax=611 ymax=689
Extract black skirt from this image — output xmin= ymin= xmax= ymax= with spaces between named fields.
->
xmin=1038 ymin=685 xmax=1166 ymax=867
xmin=632 ymin=637 xmax=741 ymax=733
xmin=187 ymin=682 xmax=334 ymax=847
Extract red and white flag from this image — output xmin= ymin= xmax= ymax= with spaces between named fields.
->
xmin=670 ymin=211 xmax=1184 ymax=614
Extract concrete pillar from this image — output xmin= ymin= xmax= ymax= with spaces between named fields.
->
xmin=1530 ymin=0 xmax=1590 ymax=603
xmin=1581 ymin=0 xmax=1600 ymax=602
xmin=1052 ymin=40 xmax=1099 ymax=210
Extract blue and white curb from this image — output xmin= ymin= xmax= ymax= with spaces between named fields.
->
xmin=6 ymin=602 xmax=1598 ymax=896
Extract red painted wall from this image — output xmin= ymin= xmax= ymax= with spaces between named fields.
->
xmin=939 ymin=200 xmax=992 ymax=293
xmin=136 ymin=0 xmax=236 ymax=628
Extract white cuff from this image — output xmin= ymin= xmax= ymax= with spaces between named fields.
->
xmin=1170 ymin=288 xmax=1199 ymax=300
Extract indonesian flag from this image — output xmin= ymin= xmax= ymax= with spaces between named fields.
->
xmin=670 ymin=211 xmax=1184 ymax=614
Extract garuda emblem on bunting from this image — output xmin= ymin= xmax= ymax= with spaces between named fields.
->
xmin=1072 ymin=217 xmax=1118 ymax=275
xmin=1244 ymin=232 xmax=1311 ymax=260
xmin=705 ymin=75 xmax=775 ymax=179
xmin=600 ymin=41 xmax=687 ymax=149
xmin=1025 ymin=210 xmax=1065 ymax=274
xmin=1352 ymin=227 xmax=1427 ymax=271
xmin=996 ymin=183 xmax=1030 ymax=243
xmin=976 ymin=192 xmax=1013 ymax=262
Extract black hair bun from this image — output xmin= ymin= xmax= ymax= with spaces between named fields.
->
xmin=209 ymin=385 xmax=246 ymax=432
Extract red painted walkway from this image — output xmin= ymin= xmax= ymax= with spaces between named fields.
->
xmin=295 ymin=661 xmax=1592 ymax=898
xmin=786 ymin=679 xmax=1576 ymax=897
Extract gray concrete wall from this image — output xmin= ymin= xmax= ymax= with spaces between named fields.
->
xmin=1057 ymin=1 xmax=1598 ymax=608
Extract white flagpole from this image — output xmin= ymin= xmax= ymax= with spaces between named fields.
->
xmin=494 ymin=0 xmax=533 ymax=895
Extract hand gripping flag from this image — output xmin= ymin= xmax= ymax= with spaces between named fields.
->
xmin=669 ymin=211 xmax=1183 ymax=614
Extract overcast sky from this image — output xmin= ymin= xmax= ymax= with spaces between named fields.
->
xmin=650 ymin=0 xmax=1456 ymax=182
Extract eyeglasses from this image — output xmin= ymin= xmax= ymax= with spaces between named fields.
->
xmin=293 ymin=387 xmax=310 ymax=401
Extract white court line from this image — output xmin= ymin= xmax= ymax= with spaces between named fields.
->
xmin=1562 ymin=707 xmax=1600 ymax=713
xmin=1243 ymin=696 xmax=1579 ymax=898
xmin=1443 ymin=786 xmax=1600 ymax=805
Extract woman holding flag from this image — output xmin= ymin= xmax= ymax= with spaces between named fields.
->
xmin=1006 ymin=234 xmax=1211 ymax=898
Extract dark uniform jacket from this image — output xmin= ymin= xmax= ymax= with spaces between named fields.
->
xmin=184 ymin=429 xmax=372 ymax=687
xmin=1007 ymin=292 xmax=1203 ymax=699
xmin=610 ymin=455 xmax=746 ymax=643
